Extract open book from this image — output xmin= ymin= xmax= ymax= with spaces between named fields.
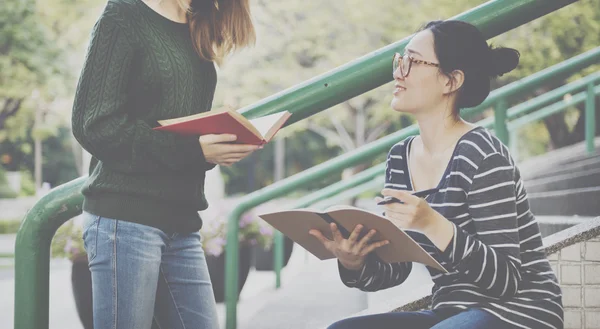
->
xmin=154 ymin=107 xmax=292 ymax=145
xmin=258 ymin=206 xmax=446 ymax=272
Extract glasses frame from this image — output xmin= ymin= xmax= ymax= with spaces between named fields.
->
xmin=393 ymin=52 xmax=439 ymax=78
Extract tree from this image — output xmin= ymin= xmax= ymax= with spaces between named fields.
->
xmin=0 ymin=0 xmax=104 ymax=189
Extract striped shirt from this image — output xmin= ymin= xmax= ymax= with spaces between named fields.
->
xmin=339 ymin=126 xmax=563 ymax=329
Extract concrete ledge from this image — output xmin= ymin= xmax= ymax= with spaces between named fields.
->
xmin=543 ymin=216 xmax=600 ymax=256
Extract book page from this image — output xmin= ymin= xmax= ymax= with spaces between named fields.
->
xmin=327 ymin=208 xmax=446 ymax=272
xmin=249 ymin=112 xmax=290 ymax=138
xmin=157 ymin=107 xmax=231 ymax=126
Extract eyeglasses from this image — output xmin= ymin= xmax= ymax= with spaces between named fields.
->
xmin=392 ymin=52 xmax=439 ymax=78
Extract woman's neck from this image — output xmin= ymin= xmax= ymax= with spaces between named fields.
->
xmin=145 ymin=0 xmax=189 ymax=23
xmin=414 ymin=106 xmax=469 ymax=155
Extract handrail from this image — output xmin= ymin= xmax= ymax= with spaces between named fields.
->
xmin=14 ymin=177 xmax=86 ymax=329
xmin=238 ymin=0 xmax=581 ymax=124
xmin=509 ymin=84 xmax=600 ymax=160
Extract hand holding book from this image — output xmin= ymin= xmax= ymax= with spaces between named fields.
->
xmin=258 ymin=188 xmax=447 ymax=272
xmin=309 ymin=223 xmax=389 ymax=271
xmin=199 ymin=134 xmax=261 ymax=167
xmin=154 ymin=106 xmax=292 ymax=146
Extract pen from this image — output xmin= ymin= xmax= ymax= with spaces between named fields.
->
xmin=377 ymin=187 xmax=439 ymax=205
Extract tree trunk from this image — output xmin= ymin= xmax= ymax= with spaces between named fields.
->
xmin=0 ymin=98 xmax=22 ymax=130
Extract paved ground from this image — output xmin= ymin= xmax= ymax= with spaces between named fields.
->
xmin=0 ymin=235 xmax=312 ymax=329
xmin=0 ymin=213 xmax=588 ymax=329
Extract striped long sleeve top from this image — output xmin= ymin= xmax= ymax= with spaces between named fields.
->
xmin=338 ymin=126 xmax=563 ymax=329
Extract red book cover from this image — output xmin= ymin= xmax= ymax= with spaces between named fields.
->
xmin=153 ymin=110 xmax=291 ymax=146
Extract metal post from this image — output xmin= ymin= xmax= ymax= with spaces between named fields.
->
xmin=495 ymin=98 xmax=509 ymax=145
xmin=14 ymin=177 xmax=85 ymax=329
xmin=274 ymin=137 xmax=285 ymax=288
xmin=509 ymin=130 xmax=519 ymax=162
xmin=586 ymin=82 xmax=596 ymax=154
xmin=274 ymin=231 xmax=284 ymax=288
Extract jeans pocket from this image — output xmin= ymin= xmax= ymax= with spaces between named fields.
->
xmin=82 ymin=213 xmax=100 ymax=262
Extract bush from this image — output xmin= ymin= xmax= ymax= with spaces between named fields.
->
xmin=0 ymin=167 xmax=17 ymax=198
xmin=0 ymin=219 xmax=22 ymax=234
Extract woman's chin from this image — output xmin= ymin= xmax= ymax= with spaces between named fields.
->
xmin=390 ymin=99 xmax=410 ymax=113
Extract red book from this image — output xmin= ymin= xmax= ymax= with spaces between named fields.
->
xmin=153 ymin=108 xmax=292 ymax=145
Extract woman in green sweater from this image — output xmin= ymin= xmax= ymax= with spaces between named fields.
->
xmin=71 ymin=0 xmax=258 ymax=328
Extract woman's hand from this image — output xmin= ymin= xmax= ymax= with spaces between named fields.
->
xmin=199 ymin=134 xmax=260 ymax=167
xmin=377 ymin=189 xmax=454 ymax=251
xmin=309 ymin=223 xmax=389 ymax=271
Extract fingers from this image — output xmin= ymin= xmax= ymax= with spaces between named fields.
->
xmin=309 ymin=229 xmax=332 ymax=246
xmin=347 ymin=225 xmax=363 ymax=244
xmin=362 ymin=239 xmax=389 ymax=255
xmin=330 ymin=223 xmax=345 ymax=243
xmin=227 ymin=144 xmax=262 ymax=153
xmin=356 ymin=229 xmax=377 ymax=250
xmin=381 ymin=189 xmax=417 ymax=204
xmin=201 ymin=134 xmax=238 ymax=144
xmin=222 ymin=152 xmax=254 ymax=162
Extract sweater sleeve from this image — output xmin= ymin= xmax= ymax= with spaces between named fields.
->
xmin=440 ymin=152 xmax=522 ymax=298
xmin=337 ymin=148 xmax=413 ymax=291
xmin=71 ymin=11 xmax=214 ymax=174
xmin=338 ymin=255 xmax=413 ymax=292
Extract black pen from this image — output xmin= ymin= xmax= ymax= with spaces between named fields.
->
xmin=377 ymin=188 xmax=439 ymax=205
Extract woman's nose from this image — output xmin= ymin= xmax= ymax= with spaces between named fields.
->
xmin=393 ymin=68 xmax=404 ymax=81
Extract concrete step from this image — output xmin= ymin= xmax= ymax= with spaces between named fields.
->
xmin=522 ymin=155 xmax=600 ymax=181
xmin=529 ymin=187 xmax=600 ymax=217
xmin=525 ymin=167 xmax=600 ymax=193
xmin=536 ymin=215 xmax=593 ymax=237
xmin=519 ymin=137 xmax=600 ymax=181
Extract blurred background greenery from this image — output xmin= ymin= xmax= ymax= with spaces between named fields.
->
xmin=1 ymin=0 xmax=598 ymax=201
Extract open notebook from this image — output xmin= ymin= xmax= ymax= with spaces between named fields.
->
xmin=258 ymin=205 xmax=447 ymax=272
xmin=154 ymin=108 xmax=292 ymax=145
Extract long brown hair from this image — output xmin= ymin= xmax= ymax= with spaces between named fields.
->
xmin=178 ymin=0 xmax=256 ymax=62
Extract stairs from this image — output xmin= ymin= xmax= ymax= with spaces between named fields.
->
xmin=521 ymin=138 xmax=600 ymax=218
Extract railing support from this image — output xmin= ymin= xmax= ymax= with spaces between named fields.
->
xmin=14 ymin=177 xmax=86 ymax=329
xmin=495 ymin=98 xmax=509 ymax=145
xmin=586 ymin=82 xmax=597 ymax=154
xmin=274 ymin=231 xmax=284 ymax=288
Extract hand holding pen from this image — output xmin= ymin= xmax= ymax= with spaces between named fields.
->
xmin=376 ymin=188 xmax=439 ymax=205
xmin=375 ymin=188 xmax=443 ymax=233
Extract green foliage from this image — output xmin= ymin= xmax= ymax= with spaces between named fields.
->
xmin=50 ymin=219 xmax=85 ymax=260
xmin=19 ymin=170 xmax=35 ymax=196
xmin=0 ymin=166 xmax=17 ymax=198
xmin=2 ymin=0 xmax=598 ymax=196
xmin=0 ymin=218 xmax=21 ymax=234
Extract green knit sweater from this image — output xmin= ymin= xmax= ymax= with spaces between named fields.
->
xmin=71 ymin=0 xmax=217 ymax=233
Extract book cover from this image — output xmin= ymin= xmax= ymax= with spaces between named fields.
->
xmin=153 ymin=109 xmax=291 ymax=145
xmin=258 ymin=206 xmax=447 ymax=272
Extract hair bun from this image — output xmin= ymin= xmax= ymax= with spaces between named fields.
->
xmin=488 ymin=46 xmax=520 ymax=77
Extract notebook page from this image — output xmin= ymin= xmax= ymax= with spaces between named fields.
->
xmin=248 ymin=112 xmax=289 ymax=138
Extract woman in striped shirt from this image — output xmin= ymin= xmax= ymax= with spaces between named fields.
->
xmin=309 ymin=20 xmax=563 ymax=329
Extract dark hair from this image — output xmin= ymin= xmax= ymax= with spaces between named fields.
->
xmin=421 ymin=20 xmax=520 ymax=111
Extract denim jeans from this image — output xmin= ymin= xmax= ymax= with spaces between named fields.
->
xmin=82 ymin=211 xmax=219 ymax=329
xmin=327 ymin=307 xmax=513 ymax=329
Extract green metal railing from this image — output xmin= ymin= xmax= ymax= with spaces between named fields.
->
xmin=13 ymin=0 xmax=598 ymax=328
xmin=509 ymin=84 xmax=600 ymax=160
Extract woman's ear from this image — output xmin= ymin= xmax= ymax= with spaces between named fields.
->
xmin=443 ymin=70 xmax=465 ymax=95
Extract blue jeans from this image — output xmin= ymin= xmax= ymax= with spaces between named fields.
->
xmin=327 ymin=308 xmax=513 ymax=329
xmin=82 ymin=211 xmax=219 ymax=329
